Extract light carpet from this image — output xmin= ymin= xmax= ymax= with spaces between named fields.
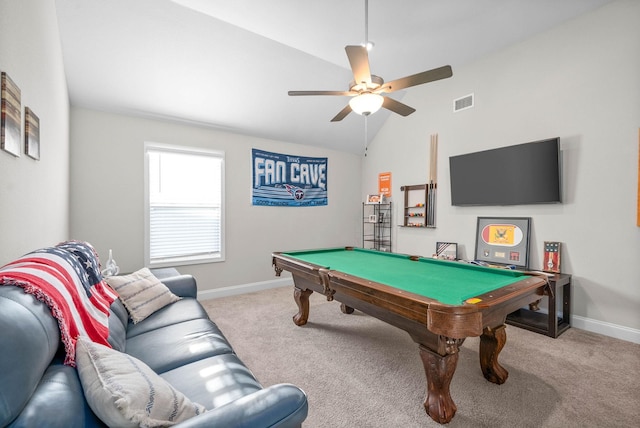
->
xmin=201 ymin=286 xmax=639 ymax=427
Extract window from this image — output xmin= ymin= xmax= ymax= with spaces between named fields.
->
xmin=144 ymin=143 xmax=224 ymax=267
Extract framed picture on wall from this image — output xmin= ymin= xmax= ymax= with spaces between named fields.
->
xmin=1 ymin=72 xmax=22 ymax=157
xmin=24 ymin=107 xmax=40 ymax=160
xmin=475 ymin=217 xmax=531 ymax=269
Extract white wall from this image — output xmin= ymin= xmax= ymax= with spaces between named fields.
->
xmin=69 ymin=107 xmax=362 ymax=290
xmin=0 ymin=0 xmax=70 ymax=265
xmin=363 ymin=0 xmax=640 ymax=336
xmin=3 ymin=0 xmax=636 ymax=341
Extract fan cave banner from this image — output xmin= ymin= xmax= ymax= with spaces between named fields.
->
xmin=252 ymin=148 xmax=328 ymax=206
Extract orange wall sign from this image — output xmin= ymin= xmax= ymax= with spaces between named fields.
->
xmin=379 ymin=172 xmax=392 ymax=197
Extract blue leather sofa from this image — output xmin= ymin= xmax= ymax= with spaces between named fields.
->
xmin=0 ymin=271 xmax=308 ymax=427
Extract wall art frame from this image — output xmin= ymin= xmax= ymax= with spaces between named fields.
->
xmin=475 ymin=216 xmax=531 ymax=269
xmin=1 ymin=72 xmax=22 ymax=157
xmin=24 ymin=107 xmax=40 ymax=160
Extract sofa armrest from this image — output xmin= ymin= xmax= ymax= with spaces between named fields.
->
xmin=160 ymin=275 xmax=198 ymax=298
xmin=174 ymin=384 xmax=308 ymax=428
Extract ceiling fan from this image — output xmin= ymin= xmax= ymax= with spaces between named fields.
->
xmin=287 ymin=1 xmax=453 ymax=122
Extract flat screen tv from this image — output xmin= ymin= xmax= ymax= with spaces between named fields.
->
xmin=449 ymin=137 xmax=561 ymax=206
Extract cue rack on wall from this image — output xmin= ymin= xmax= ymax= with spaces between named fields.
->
xmin=399 ymin=134 xmax=439 ymax=228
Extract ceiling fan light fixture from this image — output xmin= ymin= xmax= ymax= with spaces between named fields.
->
xmin=349 ymin=93 xmax=383 ymax=116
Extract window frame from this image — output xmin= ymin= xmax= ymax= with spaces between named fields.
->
xmin=144 ymin=142 xmax=225 ymax=268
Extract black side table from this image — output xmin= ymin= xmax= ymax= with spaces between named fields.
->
xmin=506 ymin=273 xmax=571 ymax=338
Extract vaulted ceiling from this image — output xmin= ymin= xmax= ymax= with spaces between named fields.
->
xmin=55 ymin=0 xmax=612 ymax=154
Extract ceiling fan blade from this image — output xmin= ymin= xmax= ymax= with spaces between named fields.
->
xmin=382 ymin=97 xmax=416 ymax=116
xmin=379 ymin=65 xmax=453 ymax=93
xmin=330 ymin=104 xmax=352 ymax=122
xmin=288 ymin=90 xmax=353 ymax=96
xmin=345 ymin=45 xmax=372 ymax=86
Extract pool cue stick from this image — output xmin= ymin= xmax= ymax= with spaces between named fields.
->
xmin=427 ymin=134 xmax=432 ymax=226
xmin=432 ymin=135 xmax=436 ymax=226
xmin=428 ymin=134 xmax=438 ymax=227
xmin=427 ymin=135 xmax=432 ymax=226
xmin=436 ymin=136 xmax=439 ymax=224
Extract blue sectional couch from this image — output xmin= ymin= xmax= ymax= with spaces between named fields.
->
xmin=0 ymin=260 xmax=307 ymax=427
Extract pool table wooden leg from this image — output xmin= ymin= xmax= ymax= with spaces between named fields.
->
xmin=340 ymin=303 xmax=354 ymax=314
xmin=293 ymin=287 xmax=313 ymax=326
xmin=419 ymin=344 xmax=458 ymax=424
xmin=479 ymin=324 xmax=509 ymax=384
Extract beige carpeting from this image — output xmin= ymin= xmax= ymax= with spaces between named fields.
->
xmin=201 ymin=286 xmax=640 ymax=427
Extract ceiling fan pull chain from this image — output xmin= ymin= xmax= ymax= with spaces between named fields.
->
xmin=364 ymin=115 xmax=368 ymax=156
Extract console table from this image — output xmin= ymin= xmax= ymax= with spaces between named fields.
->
xmin=506 ymin=273 xmax=571 ymax=338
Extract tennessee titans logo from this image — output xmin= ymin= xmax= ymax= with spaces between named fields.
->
xmin=285 ymin=184 xmax=305 ymax=201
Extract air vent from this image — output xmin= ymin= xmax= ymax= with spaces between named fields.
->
xmin=453 ymin=93 xmax=474 ymax=112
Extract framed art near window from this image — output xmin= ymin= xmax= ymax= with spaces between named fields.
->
xmin=24 ymin=107 xmax=40 ymax=160
xmin=475 ymin=217 xmax=531 ymax=269
xmin=1 ymin=72 xmax=21 ymax=157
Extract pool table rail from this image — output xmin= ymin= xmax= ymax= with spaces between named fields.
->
xmin=272 ymin=251 xmax=548 ymax=340
xmin=464 ymin=274 xmax=549 ymax=327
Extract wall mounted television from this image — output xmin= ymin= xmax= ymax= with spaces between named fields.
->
xmin=449 ymin=137 xmax=561 ymax=206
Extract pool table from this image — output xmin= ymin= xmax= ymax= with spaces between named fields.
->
xmin=272 ymin=247 xmax=549 ymax=424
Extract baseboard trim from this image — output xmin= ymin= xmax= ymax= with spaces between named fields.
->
xmin=197 ymin=277 xmax=292 ymax=300
xmin=571 ymin=315 xmax=640 ymax=344
xmin=198 ymin=280 xmax=640 ymax=344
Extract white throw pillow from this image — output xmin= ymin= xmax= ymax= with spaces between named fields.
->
xmin=75 ymin=336 xmax=206 ymax=427
xmin=105 ymin=267 xmax=180 ymax=323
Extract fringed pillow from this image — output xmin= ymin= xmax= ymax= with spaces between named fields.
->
xmin=105 ymin=268 xmax=180 ymax=324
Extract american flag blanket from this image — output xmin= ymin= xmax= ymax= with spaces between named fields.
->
xmin=0 ymin=241 xmax=117 ymax=366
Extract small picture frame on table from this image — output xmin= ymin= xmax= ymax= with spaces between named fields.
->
xmin=543 ymin=241 xmax=561 ymax=273
xmin=475 ymin=217 xmax=531 ymax=269
xmin=435 ymin=242 xmax=458 ymax=260
xmin=366 ymin=194 xmax=381 ymax=204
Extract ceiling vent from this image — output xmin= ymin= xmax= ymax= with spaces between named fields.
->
xmin=453 ymin=93 xmax=474 ymax=112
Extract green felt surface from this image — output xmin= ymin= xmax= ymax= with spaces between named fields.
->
xmin=282 ymin=247 xmax=525 ymax=305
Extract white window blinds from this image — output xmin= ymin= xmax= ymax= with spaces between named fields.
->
xmin=145 ymin=144 xmax=224 ymax=266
